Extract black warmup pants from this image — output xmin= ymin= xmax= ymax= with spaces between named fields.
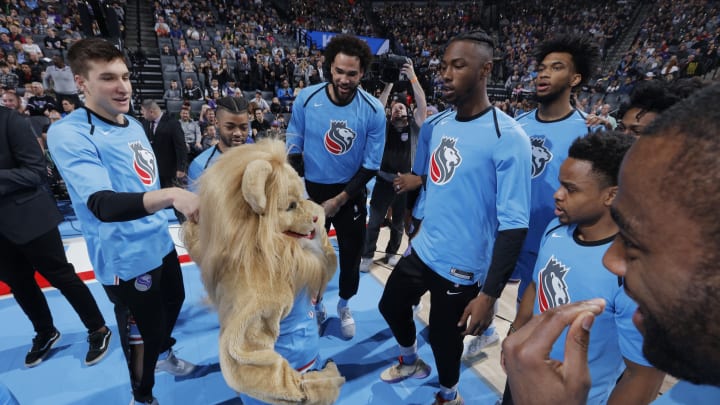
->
xmin=379 ymin=249 xmax=481 ymax=388
xmin=305 ymin=180 xmax=366 ymax=300
xmin=102 ymin=250 xmax=185 ymax=402
xmin=0 ymin=227 xmax=105 ymax=336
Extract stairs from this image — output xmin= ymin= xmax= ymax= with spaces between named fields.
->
xmin=601 ymin=1 xmax=654 ymax=74
xmin=124 ymin=0 xmax=164 ymax=108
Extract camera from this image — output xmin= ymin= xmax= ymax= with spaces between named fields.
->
xmin=368 ymin=54 xmax=410 ymax=83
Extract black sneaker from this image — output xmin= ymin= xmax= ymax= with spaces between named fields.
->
xmin=25 ymin=328 xmax=61 ymax=367
xmin=85 ymin=328 xmax=112 ymax=366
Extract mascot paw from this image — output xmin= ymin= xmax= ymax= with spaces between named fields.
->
xmin=300 ymin=360 xmax=345 ymax=405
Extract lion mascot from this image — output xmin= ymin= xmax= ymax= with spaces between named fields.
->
xmin=183 ymin=139 xmax=344 ymax=404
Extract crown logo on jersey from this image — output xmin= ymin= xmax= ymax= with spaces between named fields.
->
xmin=537 ymin=255 xmax=571 ymax=312
xmin=429 ymin=136 xmax=461 ymax=185
xmin=530 ymin=136 xmax=553 ymax=178
xmin=324 ymin=120 xmax=356 ymax=155
xmin=129 ymin=141 xmax=157 ymax=186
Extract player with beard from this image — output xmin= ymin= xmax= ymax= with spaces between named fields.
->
xmin=286 ymin=34 xmax=386 ymax=340
xmin=361 ymin=61 xmax=428 ymax=272
xmin=503 ymin=83 xmax=720 ymax=405
xmin=504 ymin=131 xmax=664 ymax=405
xmin=378 ymin=30 xmax=531 ymax=405
xmin=187 ymin=97 xmax=252 ymax=192
xmin=506 ymin=35 xmax=600 ymax=329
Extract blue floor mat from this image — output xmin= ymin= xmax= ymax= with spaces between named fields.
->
xmin=0 ymin=245 xmax=499 ymax=404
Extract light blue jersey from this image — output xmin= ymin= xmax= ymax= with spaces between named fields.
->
xmin=286 ymin=83 xmax=386 ymax=184
xmin=47 ymin=108 xmax=174 ymax=285
xmin=513 ymin=109 xmax=592 ymax=295
xmin=411 ymin=107 xmax=531 ymax=285
xmin=533 ymin=219 xmax=650 ymax=405
xmin=187 ymin=145 xmax=221 ymax=192
xmin=238 ymin=288 xmax=320 ymax=405
xmin=652 ymin=381 xmax=720 ymax=404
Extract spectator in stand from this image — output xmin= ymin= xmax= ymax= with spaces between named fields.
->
xmin=269 ymin=96 xmax=283 ymax=115
xmin=198 ymin=106 xmax=217 ymax=133
xmin=1 ymin=90 xmax=24 ymax=113
xmin=43 ymin=55 xmax=81 ymax=106
xmin=43 ymin=28 xmax=65 ymax=51
xmin=60 ymin=98 xmax=77 ymax=117
xmin=252 ymin=90 xmax=270 ymax=113
xmin=21 ymin=37 xmax=42 ymax=58
xmin=26 ymin=82 xmax=57 ymax=117
xmin=179 ymin=107 xmax=202 ymax=159
xmin=163 ymin=79 xmax=182 ymax=102
xmin=0 ymin=60 xmax=19 ymax=91
xmin=182 ymin=77 xmax=203 ymax=101
xmin=251 ymin=108 xmax=270 ymax=139
xmin=204 ymin=79 xmax=221 ymax=101
xmin=154 ymin=15 xmax=170 ymax=37
xmin=221 ymin=78 xmax=242 ymax=98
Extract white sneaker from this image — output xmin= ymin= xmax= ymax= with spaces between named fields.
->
xmin=462 ymin=331 xmax=500 ymax=360
xmin=338 ymin=306 xmax=355 ymax=338
xmin=155 ymin=350 xmax=195 ymax=376
xmin=360 ymin=257 xmax=373 ymax=273
xmin=386 ymin=254 xmax=400 ymax=267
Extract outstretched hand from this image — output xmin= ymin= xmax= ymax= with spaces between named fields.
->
xmin=502 ymin=298 xmax=606 ymax=405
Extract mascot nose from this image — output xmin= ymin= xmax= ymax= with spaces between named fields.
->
xmin=313 ymin=216 xmax=318 ymax=223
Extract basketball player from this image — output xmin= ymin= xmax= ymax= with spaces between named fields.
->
xmin=377 ymin=30 xmax=531 ymax=405
xmin=506 ymin=131 xmax=664 ymax=404
xmin=503 ymin=83 xmax=720 ymax=405
xmin=47 ymin=38 xmax=198 ymax=405
xmin=510 ymin=34 xmax=600 ymax=309
xmin=187 ymin=96 xmax=251 ymax=192
xmin=286 ymin=34 xmax=386 ymax=340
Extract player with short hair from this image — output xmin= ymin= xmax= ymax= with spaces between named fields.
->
xmin=48 ymin=37 xmax=199 ymax=405
xmin=378 ymin=30 xmax=531 ymax=405
xmin=506 ymin=131 xmax=665 ymax=405
xmin=187 ymin=96 xmax=252 ymax=192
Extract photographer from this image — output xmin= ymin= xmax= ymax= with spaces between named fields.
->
xmin=361 ymin=58 xmax=427 ymax=272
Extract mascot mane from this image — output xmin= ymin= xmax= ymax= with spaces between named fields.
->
xmin=184 ymin=140 xmax=331 ymax=313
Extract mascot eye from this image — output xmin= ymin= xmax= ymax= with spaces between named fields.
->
xmin=287 ymin=201 xmax=297 ymax=211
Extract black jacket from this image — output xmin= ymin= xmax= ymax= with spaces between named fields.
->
xmin=143 ymin=113 xmax=187 ymax=181
xmin=0 ymin=106 xmax=62 ymax=244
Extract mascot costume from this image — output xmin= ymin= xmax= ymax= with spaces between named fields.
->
xmin=183 ymin=139 xmax=345 ymax=404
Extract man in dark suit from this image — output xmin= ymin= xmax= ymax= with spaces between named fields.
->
xmin=0 ymin=105 xmax=111 ymax=368
xmin=140 ymin=100 xmax=187 ymax=189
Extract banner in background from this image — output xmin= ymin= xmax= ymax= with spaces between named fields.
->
xmin=303 ymin=30 xmax=390 ymax=55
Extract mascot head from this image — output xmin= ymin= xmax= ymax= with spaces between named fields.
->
xmin=183 ymin=139 xmax=335 ymax=309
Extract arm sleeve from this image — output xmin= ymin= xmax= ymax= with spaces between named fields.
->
xmin=87 ymin=190 xmax=149 ymax=222
xmin=481 ymin=122 xmax=532 ymax=297
xmin=0 ymin=112 xmax=46 ymax=195
xmin=343 ymin=166 xmax=376 ymax=199
xmin=481 ymin=228 xmax=528 ymax=297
